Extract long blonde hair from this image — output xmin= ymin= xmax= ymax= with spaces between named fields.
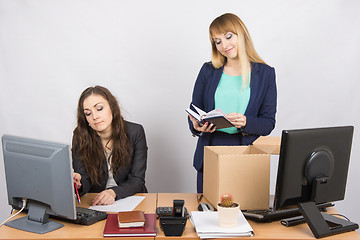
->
xmin=209 ymin=13 xmax=265 ymax=86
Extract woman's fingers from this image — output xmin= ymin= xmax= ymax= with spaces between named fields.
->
xmin=92 ymin=190 xmax=116 ymax=205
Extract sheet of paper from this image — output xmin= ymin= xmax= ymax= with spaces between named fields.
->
xmin=89 ymin=195 xmax=145 ymax=212
xmin=197 ymin=233 xmax=253 ymax=239
xmin=190 ymin=211 xmax=253 ymax=234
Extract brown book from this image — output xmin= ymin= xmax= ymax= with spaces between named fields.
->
xmin=118 ymin=211 xmax=146 ymax=228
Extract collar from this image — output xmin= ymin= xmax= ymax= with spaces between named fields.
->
xmin=251 ymin=62 xmax=260 ymax=72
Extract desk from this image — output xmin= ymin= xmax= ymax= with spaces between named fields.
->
xmin=0 ymin=193 xmax=359 ymax=240
xmin=0 ymin=193 xmax=157 ymax=240
xmin=156 ymin=193 xmax=360 ymax=240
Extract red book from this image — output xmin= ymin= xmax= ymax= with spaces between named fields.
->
xmin=103 ymin=213 xmax=157 ymax=237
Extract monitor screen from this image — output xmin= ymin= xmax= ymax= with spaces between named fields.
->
xmin=2 ymin=135 xmax=76 ymax=234
xmin=273 ymin=126 xmax=358 ymax=238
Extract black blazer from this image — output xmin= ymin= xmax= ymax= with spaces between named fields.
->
xmin=72 ymin=121 xmax=148 ymax=200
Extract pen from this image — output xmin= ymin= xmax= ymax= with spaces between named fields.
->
xmin=74 ymin=182 xmax=81 ymax=204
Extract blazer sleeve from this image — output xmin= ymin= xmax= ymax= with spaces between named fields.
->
xmin=188 ymin=63 xmax=212 ymax=136
xmin=242 ymin=67 xmax=277 ymax=136
xmin=110 ymin=123 xmax=148 ymax=199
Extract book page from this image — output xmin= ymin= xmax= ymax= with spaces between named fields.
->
xmin=185 ymin=108 xmax=201 ymax=121
xmin=206 ymin=108 xmax=227 ymax=118
xmin=192 ymin=104 xmax=206 ymax=117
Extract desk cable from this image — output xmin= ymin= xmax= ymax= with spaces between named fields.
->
xmin=197 ymin=193 xmax=203 ymax=203
xmin=329 ymin=213 xmax=351 ymax=222
xmin=0 ymin=198 xmax=27 ymax=227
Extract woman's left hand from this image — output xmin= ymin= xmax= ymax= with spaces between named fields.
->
xmin=226 ymin=112 xmax=247 ymax=129
xmin=92 ymin=189 xmax=116 ymax=206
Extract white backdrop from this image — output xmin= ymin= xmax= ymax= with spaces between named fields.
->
xmin=1 ymin=0 xmax=360 ymax=231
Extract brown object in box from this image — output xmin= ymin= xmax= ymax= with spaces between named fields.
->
xmin=203 ymin=136 xmax=280 ymax=211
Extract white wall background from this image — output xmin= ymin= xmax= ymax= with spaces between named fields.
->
xmin=1 ymin=0 xmax=359 ymax=231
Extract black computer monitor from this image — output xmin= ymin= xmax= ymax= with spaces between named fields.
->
xmin=2 ymin=135 xmax=76 ymax=234
xmin=273 ymin=126 xmax=358 ymax=238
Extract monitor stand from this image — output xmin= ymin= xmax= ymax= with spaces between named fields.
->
xmin=298 ymin=201 xmax=359 ymax=239
xmin=5 ymin=202 xmax=64 ymax=234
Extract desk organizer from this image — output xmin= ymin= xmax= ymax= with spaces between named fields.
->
xmin=160 ymin=216 xmax=187 ymax=236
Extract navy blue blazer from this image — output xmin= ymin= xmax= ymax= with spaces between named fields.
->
xmin=73 ymin=121 xmax=148 ymax=200
xmin=188 ymin=62 xmax=277 ymax=171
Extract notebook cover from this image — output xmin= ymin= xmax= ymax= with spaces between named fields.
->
xmin=103 ymin=213 xmax=156 ymax=237
xmin=118 ymin=210 xmax=145 ymax=227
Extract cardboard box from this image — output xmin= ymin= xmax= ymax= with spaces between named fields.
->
xmin=203 ymin=136 xmax=280 ymax=210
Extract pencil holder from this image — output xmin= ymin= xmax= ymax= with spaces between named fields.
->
xmin=160 ymin=216 xmax=187 ymax=236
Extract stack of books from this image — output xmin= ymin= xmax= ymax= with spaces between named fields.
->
xmin=103 ymin=211 xmax=156 ymax=237
xmin=190 ymin=211 xmax=254 ymax=239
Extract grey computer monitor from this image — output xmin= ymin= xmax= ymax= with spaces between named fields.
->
xmin=2 ymin=135 xmax=76 ymax=234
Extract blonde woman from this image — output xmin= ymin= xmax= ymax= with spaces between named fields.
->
xmin=188 ymin=13 xmax=277 ymax=193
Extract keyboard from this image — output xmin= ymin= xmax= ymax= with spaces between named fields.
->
xmin=71 ymin=207 xmax=108 ymax=225
xmin=243 ymin=202 xmax=334 ymax=222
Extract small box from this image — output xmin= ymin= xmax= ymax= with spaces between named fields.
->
xmin=203 ymin=136 xmax=280 ymax=210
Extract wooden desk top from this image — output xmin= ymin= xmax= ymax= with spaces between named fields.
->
xmin=0 ymin=193 xmax=157 ymax=240
xmin=156 ymin=193 xmax=360 ymax=240
xmin=1 ymin=193 xmax=359 ymax=240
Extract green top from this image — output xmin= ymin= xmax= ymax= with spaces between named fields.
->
xmin=214 ymin=72 xmax=250 ymax=134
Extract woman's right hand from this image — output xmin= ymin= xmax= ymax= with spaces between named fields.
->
xmin=188 ymin=114 xmax=216 ymax=133
xmin=73 ymin=172 xmax=82 ymax=188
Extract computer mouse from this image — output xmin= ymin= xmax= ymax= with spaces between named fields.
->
xmin=198 ymin=203 xmax=214 ymax=212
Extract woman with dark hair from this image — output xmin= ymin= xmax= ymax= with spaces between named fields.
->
xmin=188 ymin=13 xmax=277 ymax=193
xmin=72 ymin=86 xmax=147 ymax=205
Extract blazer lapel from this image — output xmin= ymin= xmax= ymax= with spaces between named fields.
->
xmin=245 ymin=63 xmax=260 ymax=115
xmin=208 ymin=65 xmax=224 ymax=111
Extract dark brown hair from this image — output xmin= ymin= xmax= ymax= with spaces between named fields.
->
xmin=72 ymin=86 xmax=132 ymax=185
